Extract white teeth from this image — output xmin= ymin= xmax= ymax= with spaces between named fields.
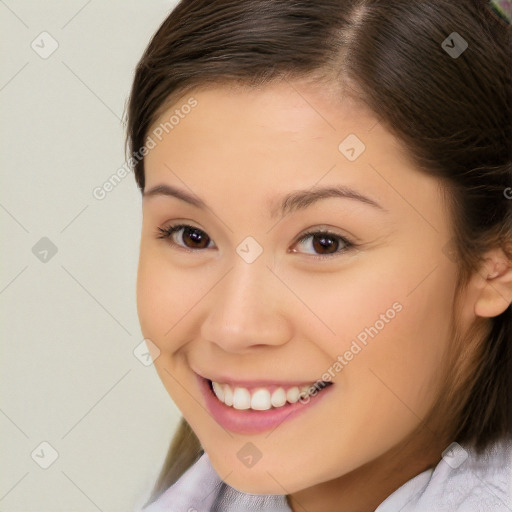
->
xmin=270 ymin=387 xmax=287 ymax=407
xmin=210 ymin=381 xmax=324 ymax=410
xmin=212 ymin=381 xmax=224 ymax=402
xmin=223 ymin=384 xmax=233 ymax=406
xmin=286 ymin=387 xmax=300 ymax=403
xmin=233 ymin=387 xmax=251 ymax=410
xmin=251 ymin=389 xmax=271 ymax=410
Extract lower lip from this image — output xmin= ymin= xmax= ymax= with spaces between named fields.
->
xmin=196 ymin=374 xmax=334 ymax=435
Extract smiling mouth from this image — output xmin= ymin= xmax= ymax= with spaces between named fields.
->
xmin=207 ymin=378 xmax=333 ymax=411
xmin=197 ymin=373 xmax=335 ymax=434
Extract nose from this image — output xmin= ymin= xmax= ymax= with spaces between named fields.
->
xmin=200 ymin=255 xmax=293 ymax=353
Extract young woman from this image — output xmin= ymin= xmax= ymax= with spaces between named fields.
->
xmin=126 ymin=1 xmax=512 ymax=510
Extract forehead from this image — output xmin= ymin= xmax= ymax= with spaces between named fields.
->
xmin=141 ymin=81 xmax=445 ymax=227
xmin=148 ymin=80 xmax=378 ymax=141
xmin=144 ymin=80 xmax=395 ymax=184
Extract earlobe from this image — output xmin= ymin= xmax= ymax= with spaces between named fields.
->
xmin=474 ymin=250 xmax=512 ymax=318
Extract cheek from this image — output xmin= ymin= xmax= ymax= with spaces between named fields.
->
xmin=136 ymin=246 xmax=191 ymax=350
xmin=290 ymin=251 xmax=455 ymax=411
xmin=284 ymin=262 xmax=410 ymax=358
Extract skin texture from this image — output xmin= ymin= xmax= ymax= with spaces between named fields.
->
xmin=136 ymin=81 xmax=512 ymax=512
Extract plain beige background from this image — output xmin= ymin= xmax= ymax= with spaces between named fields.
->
xmin=0 ymin=1 xmax=182 ymax=510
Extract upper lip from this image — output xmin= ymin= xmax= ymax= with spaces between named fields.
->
xmin=193 ymin=367 xmax=323 ymax=388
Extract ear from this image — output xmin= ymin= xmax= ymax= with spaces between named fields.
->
xmin=473 ymin=248 xmax=512 ymax=318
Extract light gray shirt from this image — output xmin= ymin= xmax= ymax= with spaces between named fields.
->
xmin=140 ymin=438 xmax=512 ymax=512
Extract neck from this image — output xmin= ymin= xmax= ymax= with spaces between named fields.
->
xmin=286 ymin=428 xmax=447 ymax=512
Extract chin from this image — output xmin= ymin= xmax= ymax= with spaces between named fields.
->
xmin=206 ymin=456 xmax=286 ymax=495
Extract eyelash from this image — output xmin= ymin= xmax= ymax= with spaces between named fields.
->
xmin=156 ymin=223 xmax=356 ymax=260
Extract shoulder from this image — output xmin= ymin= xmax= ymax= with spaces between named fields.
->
xmin=376 ymin=438 xmax=512 ymax=512
xmin=140 ymin=452 xmax=222 ymax=512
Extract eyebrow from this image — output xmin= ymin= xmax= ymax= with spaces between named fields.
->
xmin=143 ymin=183 xmax=386 ymax=218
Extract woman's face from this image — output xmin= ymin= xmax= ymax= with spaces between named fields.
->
xmin=137 ymin=81 xmax=464 ymax=495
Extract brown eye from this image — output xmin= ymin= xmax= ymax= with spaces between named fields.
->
xmin=311 ymin=234 xmax=339 ymax=254
xmin=156 ymin=225 xmax=354 ymax=259
xmin=293 ymin=230 xmax=353 ymax=258
xmin=157 ymin=224 xmax=214 ymax=250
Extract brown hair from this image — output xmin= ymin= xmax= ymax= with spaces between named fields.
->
xmin=126 ymin=0 xmax=512 ymax=504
